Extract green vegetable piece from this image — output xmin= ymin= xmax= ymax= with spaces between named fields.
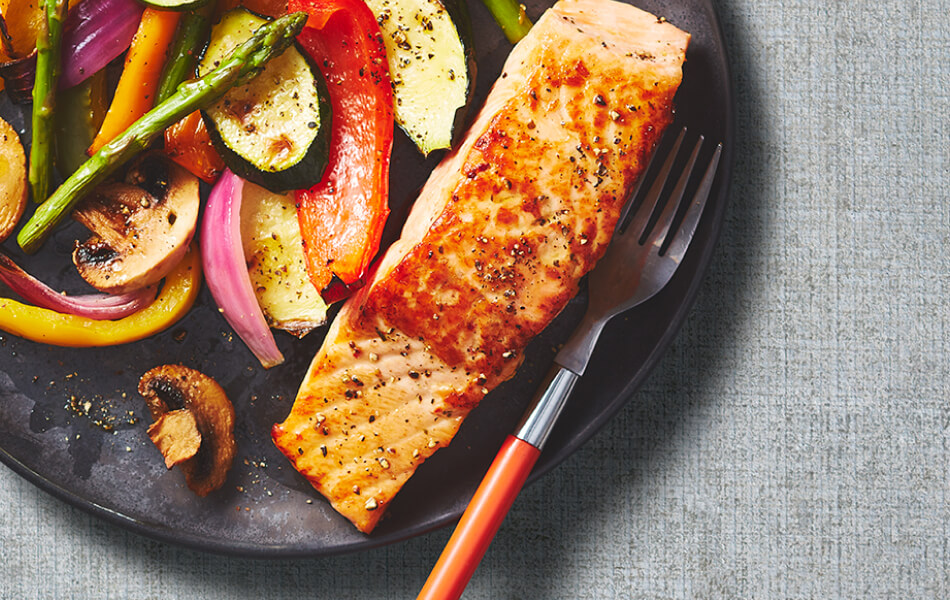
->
xmin=28 ymin=0 xmax=68 ymax=204
xmin=155 ymin=2 xmax=216 ymax=104
xmin=363 ymin=0 xmax=476 ymax=155
xmin=54 ymin=71 xmax=107 ymax=178
xmin=481 ymin=0 xmax=532 ymax=44
xmin=199 ymin=8 xmax=331 ymax=192
xmin=136 ymin=0 xmax=210 ymax=11
xmin=17 ymin=11 xmax=309 ymax=254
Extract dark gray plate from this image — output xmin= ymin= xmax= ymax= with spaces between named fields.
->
xmin=0 ymin=0 xmax=733 ymax=557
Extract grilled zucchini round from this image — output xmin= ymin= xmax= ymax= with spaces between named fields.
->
xmin=199 ymin=8 xmax=332 ymax=192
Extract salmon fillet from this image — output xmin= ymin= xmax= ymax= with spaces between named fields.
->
xmin=272 ymin=0 xmax=690 ymax=533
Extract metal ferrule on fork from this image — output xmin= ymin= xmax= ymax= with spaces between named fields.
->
xmin=515 ymin=366 xmax=580 ymax=449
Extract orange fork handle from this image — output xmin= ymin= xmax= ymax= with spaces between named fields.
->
xmin=418 ymin=435 xmax=541 ymax=600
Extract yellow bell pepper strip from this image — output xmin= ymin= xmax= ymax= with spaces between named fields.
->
xmin=0 ymin=244 xmax=201 ymax=347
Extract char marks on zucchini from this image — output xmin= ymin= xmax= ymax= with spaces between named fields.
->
xmin=199 ymin=8 xmax=332 ymax=192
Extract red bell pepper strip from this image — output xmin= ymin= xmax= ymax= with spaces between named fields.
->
xmin=290 ymin=0 xmax=394 ymax=293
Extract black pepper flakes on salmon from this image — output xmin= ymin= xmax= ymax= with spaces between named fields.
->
xmin=272 ymin=0 xmax=689 ymax=534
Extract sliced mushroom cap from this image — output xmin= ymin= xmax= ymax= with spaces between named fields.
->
xmin=73 ymin=153 xmax=200 ymax=294
xmin=138 ymin=365 xmax=236 ymax=497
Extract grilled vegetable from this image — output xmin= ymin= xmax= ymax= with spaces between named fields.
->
xmin=164 ymin=110 xmax=225 ymax=183
xmin=201 ymin=169 xmax=284 ymax=369
xmin=0 ymin=245 xmax=201 ymax=347
xmin=137 ymin=0 xmax=210 ymax=10
xmin=59 ymin=0 xmax=144 ymax=90
xmin=0 ymin=115 xmax=27 ymax=242
xmin=72 ymin=154 xmax=201 ymax=294
xmin=0 ymin=51 xmax=36 ymax=104
xmin=148 ymin=409 xmax=202 ymax=469
xmin=199 ymin=7 xmax=331 ymax=192
xmin=364 ymin=0 xmax=475 ymax=155
xmin=17 ymin=11 xmax=309 ymax=254
xmin=0 ymin=249 xmax=156 ymax=320
xmin=481 ymin=0 xmax=532 ymax=43
xmin=158 ymin=3 xmax=224 ymax=182
xmin=0 ymin=2 xmax=44 ymax=104
xmin=54 ymin=70 xmax=107 ymax=177
xmin=0 ymin=0 xmax=43 ymax=59
xmin=156 ymin=2 xmax=216 ymax=103
xmin=291 ymin=0 xmax=394 ymax=292
xmin=29 ymin=0 xmax=68 ymax=205
xmin=240 ymin=180 xmax=328 ymax=337
xmin=89 ymin=7 xmax=183 ymax=154
xmin=139 ymin=365 xmax=236 ymax=497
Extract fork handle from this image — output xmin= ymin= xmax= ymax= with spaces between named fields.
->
xmin=418 ymin=366 xmax=579 ymax=600
xmin=417 ymin=435 xmax=540 ymax=600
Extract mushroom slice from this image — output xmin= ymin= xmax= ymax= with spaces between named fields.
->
xmin=73 ymin=153 xmax=200 ymax=294
xmin=147 ymin=409 xmax=202 ymax=469
xmin=138 ymin=365 xmax=236 ymax=497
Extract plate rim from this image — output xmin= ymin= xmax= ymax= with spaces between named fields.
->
xmin=0 ymin=0 xmax=735 ymax=558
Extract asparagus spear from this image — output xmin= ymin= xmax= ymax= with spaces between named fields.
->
xmin=155 ymin=2 xmax=216 ymax=104
xmin=17 ymin=11 xmax=309 ymax=254
xmin=28 ymin=0 xmax=68 ymax=204
xmin=481 ymin=0 xmax=532 ymax=43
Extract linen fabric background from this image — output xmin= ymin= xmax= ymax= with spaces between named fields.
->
xmin=1 ymin=0 xmax=948 ymax=597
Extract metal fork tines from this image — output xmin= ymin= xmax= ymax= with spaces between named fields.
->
xmin=517 ymin=127 xmax=722 ymax=448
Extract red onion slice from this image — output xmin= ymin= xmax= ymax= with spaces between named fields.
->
xmin=0 ymin=51 xmax=37 ymax=105
xmin=0 ymin=251 xmax=156 ymax=320
xmin=60 ymin=0 xmax=144 ymax=89
xmin=202 ymin=170 xmax=284 ymax=369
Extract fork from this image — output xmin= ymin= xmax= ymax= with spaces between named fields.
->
xmin=417 ymin=128 xmax=723 ymax=600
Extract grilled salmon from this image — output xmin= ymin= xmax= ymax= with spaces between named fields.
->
xmin=272 ymin=0 xmax=689 ymax=533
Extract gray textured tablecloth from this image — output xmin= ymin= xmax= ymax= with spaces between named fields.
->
xmin=2 ymin=0 xmax=948 ymax=598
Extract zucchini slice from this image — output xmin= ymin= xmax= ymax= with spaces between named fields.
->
xmin=364 ymin=0 xmax=475 ymax=155
xmin=199 ymin=8 xmax=331 ymax=192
